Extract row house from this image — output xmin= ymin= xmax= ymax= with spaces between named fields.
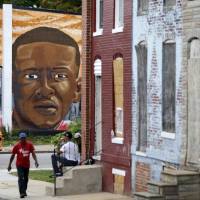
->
xmin=132 ymin=0 xmax=200 ymax=199
xmin=82 ymin=0 xmax=200 ymax=198
xmin=91 ymin=0 xmax=132 ymax=194
xmin=82 ymin=0 xmax=132 ymax=195
xmin=131 ymin=0 xmax=184 ymax=192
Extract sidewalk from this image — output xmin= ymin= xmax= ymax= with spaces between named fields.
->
xmin=1 ymin=145 xmax=54 ymax=154
xmin=0 ymin=169 xmax=133 ymax=200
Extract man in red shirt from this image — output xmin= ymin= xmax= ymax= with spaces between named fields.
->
xmin=7 ymin=132 xmax=39 ymax=198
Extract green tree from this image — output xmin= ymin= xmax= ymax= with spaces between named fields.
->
xmin=40 ymin=0 xmax=81 ymax=13
xmin=1 ymin=0 xmax=40 ymax=7
xmin=0 ymin=0 xmax=82 ymax=13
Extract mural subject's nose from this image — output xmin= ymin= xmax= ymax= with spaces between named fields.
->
xmin=35 ymin=78 xmax=55 ymax=98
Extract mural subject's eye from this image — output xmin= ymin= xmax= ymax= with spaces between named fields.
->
xmin=25 ymin=74 xmax=39 ymax=80
xmin=54 ymin=73 xmax=68 ymax=81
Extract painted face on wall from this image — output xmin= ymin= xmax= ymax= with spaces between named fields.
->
xmin=13 ymin=42 xmax=79 ymax=129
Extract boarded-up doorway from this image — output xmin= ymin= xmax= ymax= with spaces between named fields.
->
xmin=187 ymin=38 xmax=200 ymax=166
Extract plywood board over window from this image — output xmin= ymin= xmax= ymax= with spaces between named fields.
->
xmin=187 ymin=38 xmax=200 ymax=166
xmin=137 ymin=0 xmax=148 ymax=15
xmin=162 ymin=42 xmax=176 ymax=133
xmin=163 ymin=0 xmax=176 ymax=8
xmin=113 ymin=57 xmax=124 ymax=137
xmin=135 ymin=42 xmax=147 ymax=152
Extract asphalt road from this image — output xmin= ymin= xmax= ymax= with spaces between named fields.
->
xmin=0 ymin=153 xmax=52 ymax=170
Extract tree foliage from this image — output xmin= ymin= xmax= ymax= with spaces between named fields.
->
xmin=0 ymin=0 xmax=82 ymax=14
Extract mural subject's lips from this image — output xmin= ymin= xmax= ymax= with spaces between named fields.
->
xmin=34 ymin=101 xmax=58 ymax=116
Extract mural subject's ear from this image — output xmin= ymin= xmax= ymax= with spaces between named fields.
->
xmin=73 ymin=76 xmax=81 ymax=102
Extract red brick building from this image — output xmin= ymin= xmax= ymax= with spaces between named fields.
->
xmin=82 ymin=0 xmax=132 ymax=194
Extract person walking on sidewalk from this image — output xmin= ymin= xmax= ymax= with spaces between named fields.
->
xmin=7 ymin=132 xmax=39 ymax=198
xmin=51 ymin=131 xmax=80 ymax=176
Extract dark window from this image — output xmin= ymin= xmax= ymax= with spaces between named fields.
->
xmin=136 ymin=42 xmax=147 ymax=151
xmin=163 ymin=0 xmax=176 ymax=8
xmin=99 ymin=0 xmax=103 ymax=28
xmin=162 ymin=42 xmax=176 ymax=133
xmin=138 ymin=0 xmax=148 ymax=15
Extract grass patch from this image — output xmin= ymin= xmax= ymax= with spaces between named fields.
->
xmin=11 ymin=170 xmax=54 ymax=183
xmin=4 ymin=136 xmax=52 ymax=147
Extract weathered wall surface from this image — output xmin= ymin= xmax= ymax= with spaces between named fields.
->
xmin=132 ymin=0 xmax=184 ymax=192
xmin=182 ymin=0 xmax=200 ymax=166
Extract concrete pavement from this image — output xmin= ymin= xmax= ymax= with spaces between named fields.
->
xmin=0 ymin=169 xmax=133 ymax=200
xmin=1 ymin=145 xmax=54 ymax=154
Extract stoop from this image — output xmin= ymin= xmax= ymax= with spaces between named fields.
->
xmin=46 ymin=164 xmax=102 ymax=196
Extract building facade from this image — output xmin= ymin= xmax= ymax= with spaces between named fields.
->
xmin=83 ymin=0 xmax=200 ymax=196
xmin=182 ymin=0 xmax=200 ymax=168
xmin=90 ymin=0 xmax=132 ymax=194
xmin=131 ymin=0 xmax=184 ymax=192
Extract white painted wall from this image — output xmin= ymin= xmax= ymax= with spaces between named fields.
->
xmin=131 ymin=0 xmax=183 ymax=187
xmin=2 ymin=4 xmax=12 ymax=130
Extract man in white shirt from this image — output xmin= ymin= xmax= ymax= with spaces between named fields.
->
xmin=51 ymin=131 xmax=80 ymax=176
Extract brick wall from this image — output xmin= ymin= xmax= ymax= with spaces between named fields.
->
xmin=81 ymin=0 xmax=93 ymax=160
xmin=132 ymin=0 xmax=184 ymax=191
xmin=136 ymin=162 xmax=150 ymax=192
xmin=92 ymin=0 xmax=132 ymax=194
xmin=182 ymin=0 xmax=200 ymax=166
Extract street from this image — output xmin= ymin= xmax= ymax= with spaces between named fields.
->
xmin=0 ymin=153 xmax=52 ymax=170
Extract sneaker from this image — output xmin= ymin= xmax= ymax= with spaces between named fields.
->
xmin=55 ymin=172 xmax=63 ymax=177
xmin=20 ymin=194 xmax=26 ymax=198
xmin=49 ymin=172 xmax=63 ymax=178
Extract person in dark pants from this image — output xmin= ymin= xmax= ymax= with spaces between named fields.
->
xmin=7 ymin=132 xmax=39 ymax=198
xmin=51 ymin=131 xmax=80 ymax=176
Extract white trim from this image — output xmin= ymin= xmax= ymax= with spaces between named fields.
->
xmin=93 ymin=29 xmax=103 ymax=37
xmin=92 ymin=155 xmax=101 ymax=161
xmin=135 ymin=151 xmax=147 ymax=157
xmin=112 ymin=168 xmax=126 ymax=176
xmin=161 ymin=131 xmax=176 ymax=140
xmin=164 ymin=39 xmax=175 ymax=44
xmin=112 ymin=27 xmax=124 ymax=34
xmin=2 ymin=4 xmax=12 ymax=130
xmin=112 ymin=137 xmax=124 ymax=144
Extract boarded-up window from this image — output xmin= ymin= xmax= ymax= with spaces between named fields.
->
xmin=190 ymin=39 xmax=200 ymax=59
xmin=136 ymin=42 xmax=147 ymax=152
xmin=162 ymin=42 xmax=176 ymax=133
xmin=138 ymin=0 xmax=148 ymax=15
xmin=113 ymin=57 xmax=124 ymax=137
xmin=163 ymin=0 xmax=176 ymax=8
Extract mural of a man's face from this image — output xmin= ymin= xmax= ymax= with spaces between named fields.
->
xmin=13 ymin=41 xmax=80 ymax=129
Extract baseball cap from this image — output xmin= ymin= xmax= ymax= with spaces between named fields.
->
xmin=19 ymin=132 xmax=27 ymax=139
xmin=64 ymin=131 xmax=72 ymax=139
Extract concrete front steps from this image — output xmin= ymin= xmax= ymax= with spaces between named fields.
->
xmin=46 ymin=165 xmax=102 ymax=196
xmin=134 ymin=168 xmax=200 ymax=200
